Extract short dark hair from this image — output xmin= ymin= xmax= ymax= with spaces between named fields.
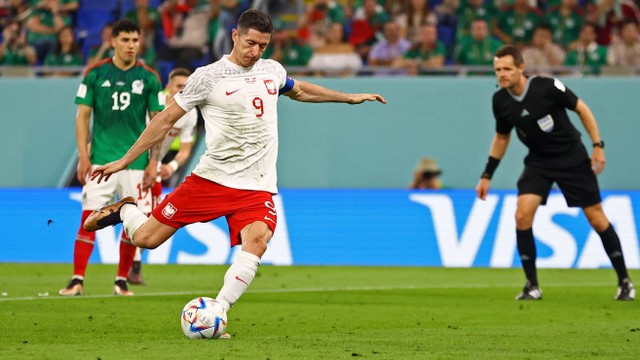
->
xmin=237 ymin=9 xmax=273 ymax=34
xmin=169 ymin=68 xmax=191 ymax=79
xmin=495 ymin=45 xmax=524 ymax=66
xmin=112 ymin=19 xmax=140 ymax=37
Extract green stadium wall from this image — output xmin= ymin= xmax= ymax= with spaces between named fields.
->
xmin=3 ymin=77 xmax=639 ymax=189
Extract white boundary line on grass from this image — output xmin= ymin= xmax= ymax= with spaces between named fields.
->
xmin=0 ymin=282 xmax=615 ymax=302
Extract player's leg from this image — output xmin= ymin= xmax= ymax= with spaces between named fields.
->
xmin=514 ymin=167 xmax=551 ymax=300
xmin=559 ymin=162 xmax=634 ymax=300
xmin=514 ymin=194 xmax=544 ymax=299
xmin=85 ymin=175 xmax=211 ymax=248
xmin=582 ymin=204 xmax=634 ymax=300
xmin=59 ymin=211 xmax=94 ymax=296
xmin=216 ymin=193 xmax=277 ymax=313
xmin=114 ymin=230 xmax=136 ymax=295
xmin=111 ymin=170 xmax=153 ymax=295
xmin=128 ymin=247 xmax=144 ymax=285
xmin=60 ymin=172 xmax=117 ymax=296
xmin=128 ymin=181 xmax=162 ymax=285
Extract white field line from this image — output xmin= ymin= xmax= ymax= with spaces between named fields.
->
xmin=0 ymin=282 xmax=614 ymax=302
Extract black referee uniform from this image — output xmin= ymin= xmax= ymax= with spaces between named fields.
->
xmin=486 ymin=74 xmax=634 ymax=301
xmin=492 ymin=76 xmax=600 ymax=206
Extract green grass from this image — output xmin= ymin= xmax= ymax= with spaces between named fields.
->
xmin=0 ymin=264 xmax=638 ymax=359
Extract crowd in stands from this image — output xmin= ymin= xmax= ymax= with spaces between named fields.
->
xmin=1 ymin=0 xmax=640 ymax=80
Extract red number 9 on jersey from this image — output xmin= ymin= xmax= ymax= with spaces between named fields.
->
xmin=252 ymin=97 xmax=264 ymax=118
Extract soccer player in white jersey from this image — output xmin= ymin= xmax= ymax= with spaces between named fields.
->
xmin=129 ymin=67 xmax=198 ymax=285
xmin=83 ymin=9 xmax=386 ymax=335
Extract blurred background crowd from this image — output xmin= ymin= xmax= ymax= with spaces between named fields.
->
xmin=1 ymin=0 xmax=640 ymax=81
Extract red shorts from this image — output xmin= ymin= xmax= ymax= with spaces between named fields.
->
xmin=152 ymin=174 xmax=277 ymax=246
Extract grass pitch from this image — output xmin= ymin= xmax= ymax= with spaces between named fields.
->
xmin=0 ymin=264 xmax=638 ymax=359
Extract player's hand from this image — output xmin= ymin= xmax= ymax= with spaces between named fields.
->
xmin=76 ymin=157 xmax=92 ymax=186
xmin=90 ymin=160 xmax=127 ymax=184
xmin=159 ymin=164 xmax=176 ymax=180
xmin=348 ymin=94 xmax=387 ymax=105
xmin=591 ymin=147 xmax=606 ymax=175
xmin=476 ymin=178 xmax=491 ymax=200
xmin=143 ymin=162 xmax=158 ymax=190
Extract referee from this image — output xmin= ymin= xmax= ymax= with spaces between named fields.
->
xmin=476 ymin=45 xmax=635 ymax=301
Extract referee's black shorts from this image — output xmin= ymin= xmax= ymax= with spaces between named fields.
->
xmin=517 ymin=159 xmax=602 ymax=208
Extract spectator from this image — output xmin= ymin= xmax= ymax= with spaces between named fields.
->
xmin=308 ymin=22 xmax=362 ymax=76
xmin=25 ymin=0 xmax=72 ymax=63
xmin=124 ymin=0 xmax=162 ymax=50
xmin=395 ymin=0 xmax=437 ymax=42
xmin=138 ymin=30 xmax=157 ymax=69
xmin=456 ymin=0 xmax=497 ymax=41
xmin=262 ymin=20 xmax=313 ymax=70
xmin=87 ymin=23 xmax=114 ymax=66
xmin=409 ymin=157 xmax=443 ymax=190
xmin=368 ymin=21 xmax=410 ymax=66
xmin=214 ymin=0 xmax=250 ymax=54
xmin=544 ymin=0 xmax=584 ymax=50
xmin=522 ymin=23 xmax=566 ymax=73
xmin=42 ymin=25 xmax=83 ymax=77
xmin=0 ymin=18 xmax=37 ymax=66
xmin=158 ymin=0 xmax=209 ymax=69
xmin=494 ymin=0 xmax=542 ymax=47
xmin=350 ymin=0 xmax=391 ymax=62
xmin=434 ymin=0 xmax=459 ymax=29
xmin=297 ymin=0 xmax=346 ymax=49
xmin=454 ymin=18 xmax=502 ymax=67
xmin=564 ymin=22 xmax=607 ymax=75
xmin=395 ymin=23 xmax=445 ymax=75
xmin=585 ymin=0 xmax=640 ymax=45
xmin=0 ymin=0 xmax=29 ymax=19
xmin=606 ymin=19 xmax=640 ymax=68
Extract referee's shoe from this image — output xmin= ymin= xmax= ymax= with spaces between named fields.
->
xmin=615 ymin=279 xmax=635 ymax=301
xmin=515 ymin=281 xmax=542 ymax=300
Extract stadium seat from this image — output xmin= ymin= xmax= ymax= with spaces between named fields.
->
xmin=437 ymin=25 xmax=456 ymax=61
xmin=156 ymin=60 xmax=177 ymax=85
xmin=79 ymin=0 xmax=119 ymax=10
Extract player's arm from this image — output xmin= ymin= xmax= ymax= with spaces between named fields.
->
xmin=75 ymin=104 xmax=92 ymax=185
xmin=283 ymin=79 xmax=386 ymax=104
xmin=160 ymin=140 xmax=193 ymax=180
xmin=574 ymin=99 xmax=605 ymax=174
xmin=91 ymin=101 xmax=187 ymax=183
xmin=476 ymin=132 xmax=511 ymax=200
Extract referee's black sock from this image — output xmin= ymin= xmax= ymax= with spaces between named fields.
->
xmin=598 ymin=224 xmax=629 ymax=284
xmin=516 ymin=228 xmax=538 ymax=287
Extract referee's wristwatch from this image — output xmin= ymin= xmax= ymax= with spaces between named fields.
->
xmin=593 ymin=140 xmax=605 ymax=149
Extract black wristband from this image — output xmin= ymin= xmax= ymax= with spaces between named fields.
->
xmin=481 ymin=156 xmax=500 ymax=180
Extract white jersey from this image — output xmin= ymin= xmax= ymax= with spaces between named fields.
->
xmin=174 ymin=55 xmax=288 ymax=193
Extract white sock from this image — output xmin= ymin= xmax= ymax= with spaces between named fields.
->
xmin=133 ymin=247 xmax=142 ymax=261
xmin=120 ymin=204 xmax=148 ymax=246
xmin=216 ymin=251 xmax=261 ymax=312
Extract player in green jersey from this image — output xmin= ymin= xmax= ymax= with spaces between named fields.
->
xmin=59 ymin=19 xmax=164 ymax=297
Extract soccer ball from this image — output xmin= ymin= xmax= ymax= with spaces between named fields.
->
xmin=180 ymin=297 xmax=227 ymax=339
